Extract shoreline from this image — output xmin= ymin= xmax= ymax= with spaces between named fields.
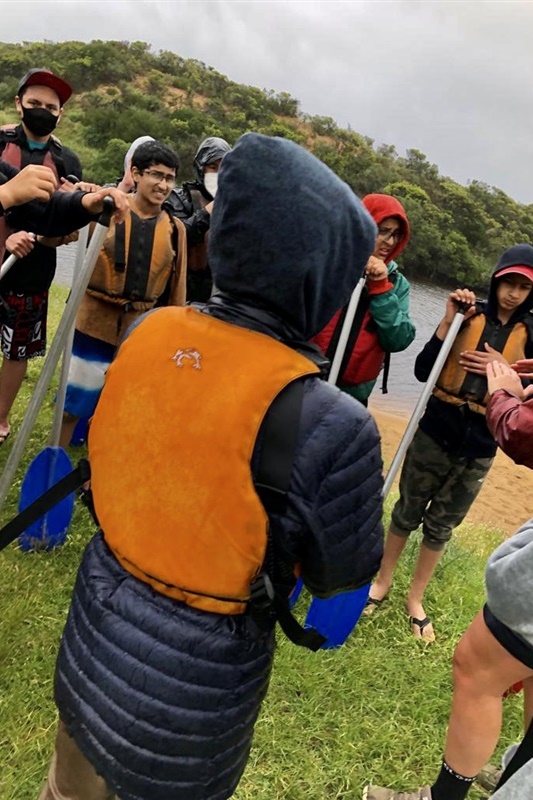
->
xmin=369 ymin=403 xmax=533 ymax=537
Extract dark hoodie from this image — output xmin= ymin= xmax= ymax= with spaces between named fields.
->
xmin=416 ymin=243 xmax=533 ymax=458
xmin=313 ymin=193 xmax=415 ymax=401
xmin=52 ymin=134 xmax=383 ymax=800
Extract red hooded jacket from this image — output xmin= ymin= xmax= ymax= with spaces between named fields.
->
xmin=313 ymin=194 xmax=411 ymax=390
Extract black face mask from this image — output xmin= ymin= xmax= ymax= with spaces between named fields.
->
xmin=21 ymin=106 xmax=59 ymax=137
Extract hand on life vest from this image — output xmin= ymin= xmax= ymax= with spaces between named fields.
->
xmin=5 ymin=230 xmax=35 ymax=258
xmin=459 ymin=342 xmax=508 ymax=376
xmin=487 ymin=360 xmax=526 ymax=398
xmin=81 ymin=186 xmax=129 ymax=225
xmin=365 ymin=255 xmax=388 ymax=281
xmin=0 ymin=164 xmax=56 ymax=207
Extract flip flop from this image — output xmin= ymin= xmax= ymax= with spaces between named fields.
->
xmin=0 ymin=429 xmax=11 ymax=446
xmin=362 ymin=596 xmax=385 ymax=617
xmin=409 ymin=615 xmax=435 ymax=643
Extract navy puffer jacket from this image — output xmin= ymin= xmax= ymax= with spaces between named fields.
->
xmin=55 ymin=371 xmax=383 ymax=800
xmin=52 ymin=133 xmax=383 ymax=800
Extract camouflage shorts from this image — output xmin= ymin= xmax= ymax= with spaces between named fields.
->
xmin=390 ymin=427 xmax=494 ymax=550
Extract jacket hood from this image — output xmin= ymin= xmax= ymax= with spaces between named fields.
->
xmin=362 ymin=194 xmax=410 ymax=263
xmin=487 ymin=243 xmax=533 ymax=321
xmin=208 ymin=133 xmax=377 ymax=340
xmin=193 ymin=137 xmax=231 ymax=184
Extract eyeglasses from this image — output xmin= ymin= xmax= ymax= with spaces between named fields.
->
xmin=142 ymin=169 xmax=176 ymax=186
xmin=377 ymin=227 xmax=402 ymax=243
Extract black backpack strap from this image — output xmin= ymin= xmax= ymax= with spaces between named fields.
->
xmin=254 ymin=379 xmax=303 ymax=515
xmin=114 ymin=221 xmax=126 ymax=273
xmin=0 ymin=459 xmax=91 ymax=553
xmin=324 ymin=291 xmax=370 ymax=384
xmin=380 ymin=351 xmax=391 ymax=394
xmin=250 ymin=379 xmax=327 ymax=651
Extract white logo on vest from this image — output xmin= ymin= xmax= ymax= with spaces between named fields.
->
xmin=171 ymin=348 xmax=202 ymax=370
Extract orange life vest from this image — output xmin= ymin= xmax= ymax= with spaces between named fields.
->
xmin=433 ymin=313 xmax=530 ymax=414
xmin=88 ymin=306 xmax=319 ymax=614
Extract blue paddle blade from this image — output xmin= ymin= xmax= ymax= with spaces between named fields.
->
xmin=71 ymin=416 xmax=90 ymax=447
xmin=304 ymin=583 xmax=371 ymax=649
xmin=288 ymin=576 xmax=304 ymax=609
xmin=18 ymin=446 xmax=75 ymax=552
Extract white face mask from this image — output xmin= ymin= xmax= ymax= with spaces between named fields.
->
xmin=204 ymin=172 xmax=218 ymax=198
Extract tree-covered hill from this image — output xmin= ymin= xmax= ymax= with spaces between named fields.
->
xmin=1 ymin=39 xmax=532 ymax=289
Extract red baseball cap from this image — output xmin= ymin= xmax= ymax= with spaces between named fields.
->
xmin=17 ymin=68 xmax=72 ymax=106
xmin=495 ymin=265 xmax=533 ymax=283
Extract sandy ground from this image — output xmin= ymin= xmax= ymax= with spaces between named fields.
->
xmin=371 ymin=405 xmax=533 ymax=537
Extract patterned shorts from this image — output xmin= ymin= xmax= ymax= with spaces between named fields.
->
xmin=390 ymin=427 xmax=494 ymax=550
xmin=0 ymin=291 xmax=48 ymax=361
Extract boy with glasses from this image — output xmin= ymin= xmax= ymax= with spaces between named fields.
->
xmin=59 ymin=140 xmax=187 ymax=447
xmin=313 ymin=193 xmax=415 ymax=406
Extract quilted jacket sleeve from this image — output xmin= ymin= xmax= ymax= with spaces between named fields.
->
xmin=268 ymin=377 xmax=384 ymax=597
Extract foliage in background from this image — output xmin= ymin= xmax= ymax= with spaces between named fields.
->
xmin=1 ymin=39 xmax=532 ymax=289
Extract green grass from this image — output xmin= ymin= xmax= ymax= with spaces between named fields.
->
xmin=0 ymin=285 xmax=522 ymax=799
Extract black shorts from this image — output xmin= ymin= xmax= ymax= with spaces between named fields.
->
xmin=484 ymin=605 xmax=533 ymax=670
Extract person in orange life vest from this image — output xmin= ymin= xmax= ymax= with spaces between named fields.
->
xmin=39 ymin=133 xmax=384 ymax=800
xmin=0 ymin=68 xmax=82 ymax=445
xmin=365 ymin=246 xmax=533 ymax=647
xmin=58 ymin=139 xmax=187 ymax=449
xmin=313 ymin=193 xmax=415 ymax=405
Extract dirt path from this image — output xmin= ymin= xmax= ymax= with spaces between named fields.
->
xmin=372 ymin=406 xmax=533 ymax=537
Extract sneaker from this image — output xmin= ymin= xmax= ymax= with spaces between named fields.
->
xmin=477 ymin=764 xmax=502 ymax=793
xmin=363 ymin=786 xmax=432 ymax=800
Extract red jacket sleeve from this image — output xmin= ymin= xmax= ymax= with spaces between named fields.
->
xmin=486 ymin=390 xmax=533 ymax=469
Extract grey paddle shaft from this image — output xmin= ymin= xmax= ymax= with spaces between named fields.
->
xmin=0 ymin=200 xmax=114 ymax=512
xmin=382 ymin=304 xmax=470 ymax=499
xmin=0 ymin=234 xmax=37 ymax=281
xmin=50 ymin=224 xmax=90 ymax=447
xmin=0 ymin=253 xmax=17 ymax=281
xmin=328 ymin=277 xmax=365 ymax=385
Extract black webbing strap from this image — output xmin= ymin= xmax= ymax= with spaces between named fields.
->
xmin=496 ymin=716 xmax=533 ymax=790
xmin=380 ymin=351 xmax=391 ymax=394
xmin=114 ymin=221 xmax=126 ymax=273
xmin=324 ymin=292 xmax=370 ymax=384
xmin=0 ymin=459 xmax=91 ymax=553
xmin=255 ymin=380 xmax=304 ymax=515
xmin=252 ymin=379 xmax=327 ymax=651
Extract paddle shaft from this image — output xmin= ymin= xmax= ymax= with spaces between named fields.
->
xmin=0 ymin=202 xmax=114 ymax=512
xmin=327 ymin=277 xmax=365 ymax=386
xmin=382 ymin=304 xmax=470 ymax=498
xmin=50 ymin=225 xmax=90 ymax=447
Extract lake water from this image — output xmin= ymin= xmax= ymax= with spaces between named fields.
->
xmin=55 ymin=244 xmax=450 ymax=416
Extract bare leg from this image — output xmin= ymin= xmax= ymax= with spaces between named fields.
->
xmin=367 ymin=529 xmax=409 ymax=604
xmin=406 ymin=542 xmax=444 ymax=641
xmin=39 ymin=719 xmax=116 ymax=800
xmin=0 ymin=356 xmax=27 ymax=438
xmin=59 ymin=412 xmax=79 ymax=450
xmin=443 ymin=611 xmax=533 ymax=778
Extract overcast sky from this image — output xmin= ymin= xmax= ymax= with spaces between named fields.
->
xmin=4 ymin=0 xmax=533 ymax=204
